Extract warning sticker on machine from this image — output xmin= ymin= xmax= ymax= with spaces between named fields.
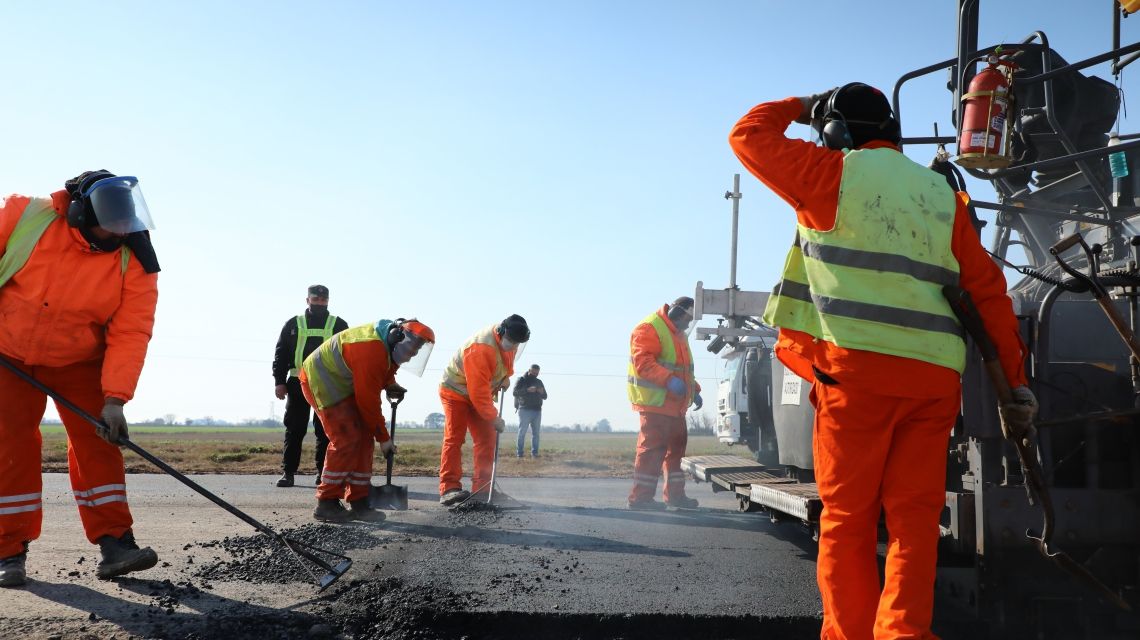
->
xmin=969 ymin=132 xmax=988 ymax=148
xmin=781 ymin=366 xmax=802 ymax=405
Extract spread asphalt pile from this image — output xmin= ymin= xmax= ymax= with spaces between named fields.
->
xmin=192 ymin=522 xmax=382 ymax=584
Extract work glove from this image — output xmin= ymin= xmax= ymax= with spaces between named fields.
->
xmin=998 ymin=385 xmax=1039 ymax=442
xmin=100 ymin=400 xmax=129 ymax=445
xmin=386 ymin=382 xmax=407 ymax=403
xmin=499 ymin=379 xmax=511 ymax=392
xmin=379 ymin=439 xmax=397 ymax=457
xmin=794 ymin=87 xmax=838 ymax=125
xmin=666 ymin=376 xmax=686 ymax=396
xmin=274 ymin=384 xmax=287 ymax=400
xmin=492 ymin=417 xmax=506 ymax=433
xmin=692 ymin=392 xmax=703 ymax=411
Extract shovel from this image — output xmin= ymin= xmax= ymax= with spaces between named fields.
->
xmin=0 ymin=354 xmax=353 ymax=591
xmin=370 ymin=397 xmax=408 ymax=510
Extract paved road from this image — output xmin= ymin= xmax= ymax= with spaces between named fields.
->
xmin=1 ymin=473 xmax=823 ymax=639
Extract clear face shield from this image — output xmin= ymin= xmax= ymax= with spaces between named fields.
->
xmin=85 ymin=176 xmax=155 ymax=234
xmin=393 ymin=337 xmax=434 ymax=377
xmin=669 ymin=305 xmax=696 ymax=338
xmin=500 ymin=336 xmax=527 ymax=362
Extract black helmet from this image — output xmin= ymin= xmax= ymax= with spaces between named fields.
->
xmin=498 ymin=314 xmax=530 ymax=343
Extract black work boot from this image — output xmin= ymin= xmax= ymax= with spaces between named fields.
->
xmin=0 ymin=543 xmax=28 ymax=588
xmin=348 ymin=499 xmax=387 ymax=523
xmin=313 ymin=499 xmax=353 ymax=523
xmin=96 ymin=531 xmax=158 ymax=579
xmin=628 ymin=498 xmax=667 ymax=511
xmin=666 ymin=495 xmax=700 ymax=510
xmin=276 ymin=472 xmax=294 ymax=488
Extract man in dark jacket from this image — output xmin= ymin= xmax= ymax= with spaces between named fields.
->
xmin=513 ymin=364 xmax=547 ymax=458
xmin=271 ymin=284 xmax=348 ymax=487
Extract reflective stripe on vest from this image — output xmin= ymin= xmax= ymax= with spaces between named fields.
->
xmin=627 ymin=311 xmax=695 ymax=407
xmin=762 ymin=147 xmax=966 ymax=372
xmin=288 ymin=313 xmax=339 ymax=378
xmin=440 ymin=324 xmax=507 ymax=398
xmin=302 ymin=320 xmax=392 ymax=410
xmin=0 ymin=198 xmax=129 ymax=289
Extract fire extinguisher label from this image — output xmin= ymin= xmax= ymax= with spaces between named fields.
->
xmin=991 ymin=113 xmax=1006 ymax=134
xmin=969 ymin=132 xmax=988 ymax=147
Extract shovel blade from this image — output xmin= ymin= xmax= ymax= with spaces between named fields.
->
xmin=371 ymin=482 xmax=409 ymax=510
xmin=318 ymin=558 xmax=353 ymax=592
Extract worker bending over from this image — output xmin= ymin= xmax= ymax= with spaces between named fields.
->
xmin=300 ymin=318 xmax=435 ymax=522
xmin=0 ymin=171 xmax=161 ymax=587
xmin=730 ymin=83 xmax=1035 ymax=639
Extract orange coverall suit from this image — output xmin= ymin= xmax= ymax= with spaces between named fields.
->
xmin=0 ymin=191 xmax=158 ymax=559
xmin=628 ymin=306 xmax=701 ymax=504
xmin=438 ymin=328 xmax=515 ymax=496
xmin=299 ymin=331 xmax=395 ymax=504
xmin=730 ymin=98 xmax=1026 ymax=640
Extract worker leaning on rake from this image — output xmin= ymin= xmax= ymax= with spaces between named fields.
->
xmin=437 ymin=314 xmax=531 ymax=506
xmin=0 ymin=171 xmax=162 ymax=588
xmin=299 ymin=318 xmax=436 ymax=523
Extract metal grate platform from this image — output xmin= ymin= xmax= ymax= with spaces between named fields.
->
xmin=680 ymin=455 xmax=766 ymax=482
xmin=750 ymin=481 xmax=822 ymax=523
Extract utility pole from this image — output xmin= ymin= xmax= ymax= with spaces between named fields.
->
xmin=725 ymin=173 xmax=742 ymax=322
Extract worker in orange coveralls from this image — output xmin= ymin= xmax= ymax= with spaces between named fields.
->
xmin=626 ymin=296 xmax=702 ymax=511
xmin=0 ymin=171 xmax=162 ymax=588
xmin=300 ymin=318 xmax=435 ymax=523
xmin=729 ymin=83 xmax=1037 ymax=639
xmin=438 ymin=314 xmax=530 ymax=506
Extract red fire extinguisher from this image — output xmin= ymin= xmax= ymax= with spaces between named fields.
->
xmin=956 ymin=54 xmax=1017 ymax=169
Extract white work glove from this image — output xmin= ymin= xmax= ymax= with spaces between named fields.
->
xmin=274 ymin=384 xmax=287 ymax=400
xmin=379 ymin=439 xmax=397 ymax=457
xmin=492 ymin=417 xmax=506 ymax=433
xmin=998 ymin=385 xmax=1039 ymax=442
xmin=100 ymin=400 xmax=129 ymax=445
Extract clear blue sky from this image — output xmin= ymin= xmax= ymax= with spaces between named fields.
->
xmin=1 ymin=1 xmax=1133 ymax=430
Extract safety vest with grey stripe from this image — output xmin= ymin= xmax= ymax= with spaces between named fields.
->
xmin=0 ymin=198 xmax=130 ymax=290
xmin=440 ymin=324 xmax=508 ymax=398
xmin=288 ymin=314 xmax=339 ymax=379
xmin=627 ymin=311 xmax=695 ymax=407
xmin=762 ymin=147 xmax=966 ymax=373
xmin=302 ymin=320 xmax=394 ymax=411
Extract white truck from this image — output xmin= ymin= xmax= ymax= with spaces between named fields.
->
xmin=685 ymin=175 xmax=821 ymax=533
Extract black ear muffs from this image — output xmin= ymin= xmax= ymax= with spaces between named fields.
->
xmin=820 ymin=111 xmax=854 ymax=150
xmin=389 ymin=318 xmax=407 ymax=346
xmin=818 ymin=82 xmax=901 ymax=150
xmin=66 ymin=199 xmax=87 ymax=228
xmin=65 ymin=170 xmax=115 ymax=228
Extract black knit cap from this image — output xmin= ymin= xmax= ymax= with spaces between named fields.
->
xmin=500 ymin=314 xmax=530 ymax=343
xmin=308 ymin=284 xmax=330 ymax=297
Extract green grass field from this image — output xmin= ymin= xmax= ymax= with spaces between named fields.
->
xmin=40 ymin=426 xmax=748 ymax=477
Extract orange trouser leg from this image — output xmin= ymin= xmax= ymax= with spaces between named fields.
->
xmin=628 ymin=412 xmax=682 ymax=503
xmin=874 ymin=393 xmax=958 ymax=640
xmin=305 ymin=387 xmax=372 ymax=502
xmin=469 ymin=412 xmax=496 ymax=494
xmin=439 ymin=393 xmax=472 ymax=494
xmin=47 ymin=360 xmax=134 ymax=544
xmin=661 ymin=416 xmax=689 ymax=502
xmin=0 ymin=357 xmax=48 ymax=558
xmin=812 ymin=382 xmax=957 ymax=640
